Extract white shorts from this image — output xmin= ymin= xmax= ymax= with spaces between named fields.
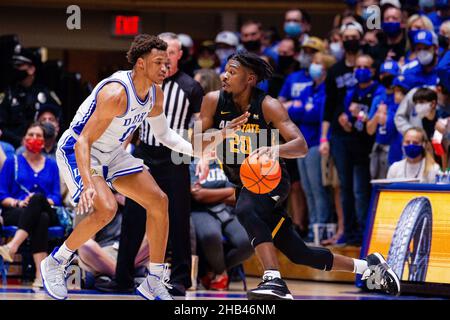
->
xmin=56 ymin=130 xmax=144 ymax=205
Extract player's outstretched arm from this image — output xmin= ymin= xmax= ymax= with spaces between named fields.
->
xmin=74 ymin=83 xmax=127 ymax=214
xmin=147 ymin=85 xmax=196 ymax=156
xmin=192 ymin=90 xmax=249 ymax=158
xmin=261 ymin=96 xmax=308 ymax=159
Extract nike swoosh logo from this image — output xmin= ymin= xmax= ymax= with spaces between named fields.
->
xmin=221 ymin=111 xmax=231 ymax=115
xmin=131 ymin=108 xmax=138 ymax=112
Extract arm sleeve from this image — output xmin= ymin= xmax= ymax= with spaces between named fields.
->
xmin=148 ymin=112 xmax=194 ymax=156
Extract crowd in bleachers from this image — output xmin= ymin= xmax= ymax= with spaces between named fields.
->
xmin=1 ymin=0 xmax=450 ymax=292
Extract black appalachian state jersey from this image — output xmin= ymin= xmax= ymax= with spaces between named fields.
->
xmin=213 ymin=88 xmax=286 ymax=187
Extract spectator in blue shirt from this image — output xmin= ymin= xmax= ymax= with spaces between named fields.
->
xmin=288 ymin=52 xmax=336 ymax=243
xmin=0 ymin=123 xmax=61 ymax=288
xmin=427 ymin=0 xmax=450 ymax=34
xmin=402 ymin=30 xmax=440 ymax=89
xmin=366 ymin=60 xmax=403 ymax=179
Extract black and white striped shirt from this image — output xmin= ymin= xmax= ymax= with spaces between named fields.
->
xmin=139 ymin=71 xmax=203 ymax=146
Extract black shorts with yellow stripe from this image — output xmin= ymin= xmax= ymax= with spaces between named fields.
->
xmin=234 ymin=164 xmax=334 ymax=271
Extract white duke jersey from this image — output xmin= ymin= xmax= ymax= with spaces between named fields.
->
xmin=68 ymin=70 xmax=156 ymax=152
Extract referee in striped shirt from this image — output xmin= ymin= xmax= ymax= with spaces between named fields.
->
xmin=108 ymin=33 xmax=204 ymax=296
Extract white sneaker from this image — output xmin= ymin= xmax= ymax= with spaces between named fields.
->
xmin=32 ymin=277 xmax=43 ymax=288
xmin=136 ymin=264 xmax=174 ymax=300
xmin=40 ymin=248 xmax=70 ymax=300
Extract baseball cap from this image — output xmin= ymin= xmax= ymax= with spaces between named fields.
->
xmin=380 ymin=0 xmax=402 ymax=8
xmin=215 ymin=31 xmax=239 ymax=47
xmin=12 ymin=47 xmax=40 ymax=66
xmin=340 ymin=21 xmax=364 ymax=36
xmin=380 ymin=60 xmax=400 ymax=76
xmin=302 ymin=37 xmax=325 ymax=52
xmin=413 ymin=30 xmax=438 ymax=47
xmin=393 ymin=75 xmax=411 ymax=91
xmin=178 ymin=33 xmax=194 ymax=48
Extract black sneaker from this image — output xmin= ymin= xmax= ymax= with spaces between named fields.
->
xmin=94 ymin=278 xmax=135 ymax=293
xmin=362 ymin=253 xmax=401 ymax=296
xmin=247 ymin=277 xmax=293 ymax=300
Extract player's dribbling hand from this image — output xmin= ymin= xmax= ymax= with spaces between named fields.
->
xmin=77 ymin=187 xmax=97 ymax=215
xmin=222 ymin=112 xmax=250 ymax=138
xmin=251 ymin=146 xmax=279 ymax=161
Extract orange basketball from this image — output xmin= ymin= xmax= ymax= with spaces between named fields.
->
xmin=240 ymin=153 xmax=281 ymax=194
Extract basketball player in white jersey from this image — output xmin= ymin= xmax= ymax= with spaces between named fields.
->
xmin=40 ymin=35 xmax=195 ymax=300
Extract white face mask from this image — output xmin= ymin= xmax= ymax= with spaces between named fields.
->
xmin=417 ymin=49 xmax=434 ymax=66
xmin=330 ymin=42 xmax=344 ymax=60
xmin=415 ymin=102 xmax=432 ymax=118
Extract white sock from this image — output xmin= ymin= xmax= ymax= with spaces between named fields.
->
xmin=263 ymin=269 xmax=281 ymax=280
xmin=53 ymin=242 xmax=74 ymax=264
xmin=149 ymin=262 xmax=165 ymax=277
xmin=352 ymin=259 xmax=369 ymax=274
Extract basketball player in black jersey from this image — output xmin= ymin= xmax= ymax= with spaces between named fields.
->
xmin=193 ymin=52 xmax=400 ymax=300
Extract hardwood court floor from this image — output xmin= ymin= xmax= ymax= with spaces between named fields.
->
xmin=0 ymin=277 xmax=445 ymax=300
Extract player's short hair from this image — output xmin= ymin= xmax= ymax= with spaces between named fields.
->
xmin=126 ymin=34 xmax=168 ymax=66
xmin=227 ymin=51 xmax=273 ymax=83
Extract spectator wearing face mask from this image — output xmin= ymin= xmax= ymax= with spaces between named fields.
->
xmin=0 ymin=48 xmax=61 ymax=148
xmin=288 ymin=52 xmax=336 ymax=243
xmin=438 ymin=20 xmax=450 ymax=54
xmin=16 ymin=103 xmax=60 ymax=159
xmin=331 ymin=54 xmax=381 ymax=245
xmin=428 ymin=0 xmax=450 ymax=34
xmin=366 ymin=61 xmax=404 ymax=179
xmin=260 ymin=38 xmax=300 ymax=97
xmin=215 ymin=31 xmax=239 ymax=73
xmin=404 ymin=14 xmax=435 ymax=64
xmin=298 ymin=37 xmax=326 ymax=70
xmin=413 ymin=87 xmax=445 ymax=139
xmin=239 ymin=20 xmax=278 ymax=62
xmin=395 ymin=85 xmax=443 ymax=137
xmin=328 ymin=28 xmax=345 ymax=61
xmin=0 ymin=123 xmax=61 ymax=288
xmin=402 ymin=30 xmax=440 ymax=88
xmin=369 ymin=3 xmax=407 ymax=63
xmin=387 ymin=127 xmax=440 ymax=182
xmin=283 ymin=9 xmax=311 ymax=45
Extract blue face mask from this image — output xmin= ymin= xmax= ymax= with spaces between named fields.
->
xmin=362 ymin=8 xmax=372 ymax=21
xmin=309 ymin=63 xmax=324 ymax=80
xmin=404 ymin=144 xmax=424 ymax=159
xmin=284 ymin=21 xmax=302 ymax=38
xmin=355 ymin=68 xmax=372 ymax=84
xmin=284 ymin=22 xmax=302 ymax=38
xmin=382 ymin=22 xmax=402 ymax=37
